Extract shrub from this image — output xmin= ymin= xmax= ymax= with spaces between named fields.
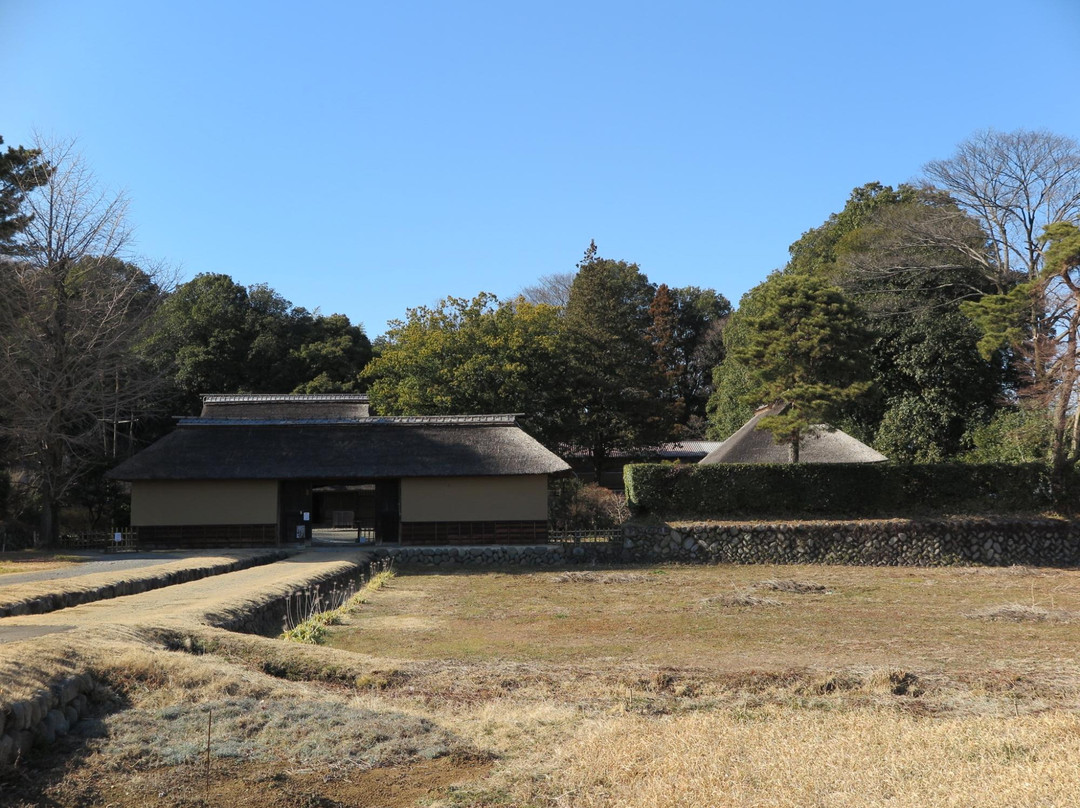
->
xmin=624 ymin=462 xmax=1057 ymax=519
xmin=550 ymin=479 xmax=630 ymax=530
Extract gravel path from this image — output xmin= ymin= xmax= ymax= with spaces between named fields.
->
xmin=0 ymin=548 xmax=371 ymax=645
xmin=0 ymin=550 xmax=294 ymax=619
xmin=0 ymin=553 xmax=193 ymax=587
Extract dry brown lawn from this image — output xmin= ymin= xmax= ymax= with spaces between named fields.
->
xmin=0 ymin=550 xmax=87 ymax=576
xmin=319 ymin=563 xmax=1080 ymax=807
xmin=325 ymin=563 xmax=1080 ymax=678
xmin=7 ymin=562 xmax=1080 ymax=807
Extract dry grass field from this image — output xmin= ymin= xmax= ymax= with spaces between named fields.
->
xmin=0 ymin=550 xmax=87 ymax=576
xmin=6 ymin=562 xmax=1080 ymax=807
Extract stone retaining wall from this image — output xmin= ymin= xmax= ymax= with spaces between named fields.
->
xmin=623 ymin=518 xmax=1080 ymax=567
xmin=373 ymin=543 xmax=622 ymax=568
xmin=0 ymin=550 xmax=291 ymax=619
xmin=376 ymin=518 xmax=1080 ymax=569
xmin=207 ymin=558 xmax=375 ymax=636
xmin=0 ymin=672 xmax=104 ymax=768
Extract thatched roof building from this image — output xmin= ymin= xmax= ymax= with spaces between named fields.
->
xmin=112 ymin=414 xmax=569 ymax=481
xmin=701 ymin=404 xmax=887 ymax=465
xmin=110 ymin=398 xmax=571 ymax=548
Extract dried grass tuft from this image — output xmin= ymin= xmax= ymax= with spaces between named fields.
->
xmin=954 ymin=565 xmax=1045 ymax=577
xmin=967 ymin=604 xmax=1075 ymax=622
xmin=551 ymin=571 xmax=650 ymax=584
xmin=701 ymin=592 xmax=782 ymax=608
xmin=753 ymin=579 xmax=830 ymax=594
xmin=541 ymin=709 xmax=1080 ymax=807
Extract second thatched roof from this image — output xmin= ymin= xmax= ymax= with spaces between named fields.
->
xmin=700 ymin=404 xmax=887 ymax=465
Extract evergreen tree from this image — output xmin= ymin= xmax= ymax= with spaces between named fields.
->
xmin=730 ymin=274 xmax=872 ymax=462
xmin=0 ymin=136 xmax=52 ymax=253
xmin=557 ymin=244 xmax=675 ymax=477
xmin=364 ymin=292 xmax=566 ymax=443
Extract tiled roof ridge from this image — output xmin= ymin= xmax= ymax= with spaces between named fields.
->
xmin=200 ymin=393 xmax=370 ymax=403
xmin=176 ymin=414 xmax=524 ymax=427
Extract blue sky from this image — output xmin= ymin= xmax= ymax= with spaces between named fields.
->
xmin=4 ymin=0 xmax=1080 ymax=337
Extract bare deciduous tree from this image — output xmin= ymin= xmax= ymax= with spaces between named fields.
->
xmin=924 ymin=129 xmax=1080 ymax=396
xmin=837 ymin=188 xmax=1002 ymax=310
xmin=0 ymin=139 xmax=168 ymax=544
xmin=520 ymin=271 xmax=575 ymax=307
xmin=924 ymin=128 xmax=1080 ymax=282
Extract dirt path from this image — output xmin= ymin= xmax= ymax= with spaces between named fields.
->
xmin=0 ymin=549 xmax=293 ymax=618
xmin=1 ymin=549 xmax=369 ymax=631
xmin=0 ymin=548 xmax=372 ymax=696
xmin=0 ymin=552 xmax=198 ymax=587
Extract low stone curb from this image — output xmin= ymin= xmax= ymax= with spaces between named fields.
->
xmin=0 ymin=550 xmax=291 ymax=619
xmin=0 ymin=550 xmax=372 ymax=769
xmin=206 ymin=556 xmax=374 ymax=636
xmin=374 ymin=517 xmax=1080 ymax=569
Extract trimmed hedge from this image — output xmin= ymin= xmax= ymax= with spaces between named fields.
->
xmin=623 ymin=462 xmax=1059 ymax=518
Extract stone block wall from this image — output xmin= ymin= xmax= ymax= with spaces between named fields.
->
xmin=207 ymin=558 xmax=376 ymax=636
xmin=376 ymin=518 xmax=1080 ymax=569
xmin=0 ymin=673 xmax=103 ymax=768
xmin=622 ymin=518 xmax=1080 ymax=567
xmin=373 ymin=542 xmax=623 ymax=568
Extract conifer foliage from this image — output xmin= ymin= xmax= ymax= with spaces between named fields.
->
xmin=730 ymin=274 xmax=872 ymax=462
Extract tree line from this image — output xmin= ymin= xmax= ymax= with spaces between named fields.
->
xmin=2 ymin=127 xmax=1079 ymax=543
xmin=713 ymin=129 xmax=1080 ymax=492
xmin=365 ymin=242 xmax=731 ymax=475
xmin=0 ymin=138 xmax=374 ymax=543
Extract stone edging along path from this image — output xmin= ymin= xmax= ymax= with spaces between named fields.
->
xmin=0 ymin=549 xmax=373 ymax=769
xmin=0 ymin=550 xmax=291 ymax=619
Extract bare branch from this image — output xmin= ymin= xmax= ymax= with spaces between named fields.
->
xmin=0 ymin=139 xmax=167 ymax=543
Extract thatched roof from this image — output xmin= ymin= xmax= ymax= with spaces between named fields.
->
xmin=109 ymin=415 xmax=571 ymax=481
xmin=200 ymin=393 xmax=369 ymax=420
xmin=564 ymin=441 xmax=722 ymax=461
xmin=700 ymin=404 xmax=887 ymax=465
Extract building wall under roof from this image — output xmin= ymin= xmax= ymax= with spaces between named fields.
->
xmin=131 ymin=480 xmax=278 ymax=526
xmin=400 ymin=475 xmax=548 ymax=522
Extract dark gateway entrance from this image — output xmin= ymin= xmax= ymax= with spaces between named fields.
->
xmin=278 ymin=479 xmax=400 ymax=543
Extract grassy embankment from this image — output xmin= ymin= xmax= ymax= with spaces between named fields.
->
xmin=0 ymin=551 xmax=88 ymax=576
xmin=6 ymin=562 xmax=1080 ymax=807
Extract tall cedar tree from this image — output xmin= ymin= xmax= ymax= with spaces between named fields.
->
xmin=558 ymin=244 xmax=675 ymax=478
xmin=647 ymin=283 xmax=682 ymax=419
xmin=731 ymin=274 xmax=872 ymax=462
